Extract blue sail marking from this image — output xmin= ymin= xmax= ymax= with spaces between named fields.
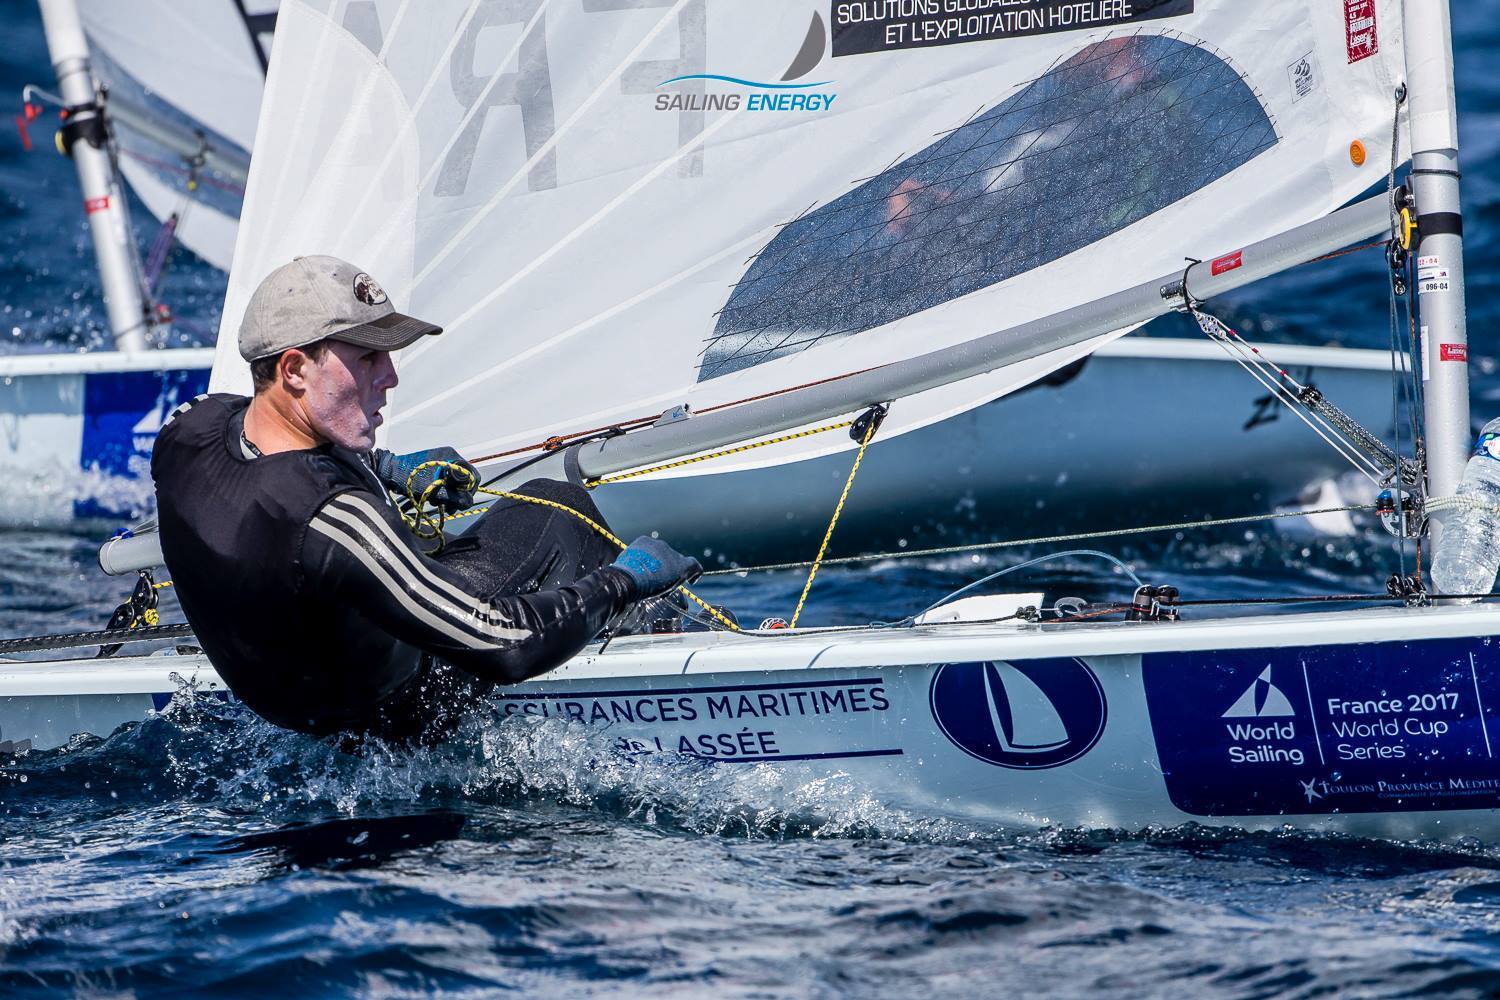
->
xmin=700 ymin=33 xmax=1278 ymax=381
xmin=659 ymin=74 xmax=833 ymax=90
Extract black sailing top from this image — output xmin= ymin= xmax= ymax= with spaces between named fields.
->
xmin=150 ymin=394 xmax=632 ymax=737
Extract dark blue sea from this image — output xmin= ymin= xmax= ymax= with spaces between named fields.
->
xmin=4 ymin=3 xmax=1500 ymax=996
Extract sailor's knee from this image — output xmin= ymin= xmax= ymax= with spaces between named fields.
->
xmin=517 ymin=477 xmax=603 ymax=519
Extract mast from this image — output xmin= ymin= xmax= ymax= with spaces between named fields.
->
xmin=36 ymin=0 xmax=151 ymax=353
xmin=1403 ymin=0 xmax=1471 ymax=510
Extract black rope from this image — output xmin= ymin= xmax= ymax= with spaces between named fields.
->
xmin=1164 ymin=592 xmax=1500 ymax=609
xmin=479 ymin=426 xmax=627 ymax=491
xmin=1384 ymin=85 xmax=1414 ymax=580
xmin=0 ymin=623 xmax=195 ymax=656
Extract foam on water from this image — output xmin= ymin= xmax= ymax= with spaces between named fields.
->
xmin=4 ymin=687 xmax=980 ymax=847
xmin=8 ymin=698 xmax=1500 ymax=995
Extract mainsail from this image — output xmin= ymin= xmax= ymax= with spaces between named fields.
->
xmin=77 ymin=0 xmax=278 ymax=272
xmin=211 ymin=0 xmax=1408 ymax=479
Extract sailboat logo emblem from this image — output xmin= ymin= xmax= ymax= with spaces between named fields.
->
xmin=929 ymin=659 xmax=1107 ymax=769
xmin=1221 ymin=667 xmax=1296 ymax=719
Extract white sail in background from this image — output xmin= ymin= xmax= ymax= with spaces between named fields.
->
xmin=78 ymin=0 xmax=278 ymax=271
xmin=212 ymin=0 xmax=1408 ymax=477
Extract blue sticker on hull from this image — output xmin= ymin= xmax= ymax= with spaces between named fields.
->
xmin=76 ymin=367 xmax=210 ymax=518
xmin=930 ymin=659 xmax=1107 ymax=769
xmin=1143 ymin=638 xmax=1500 ymax=816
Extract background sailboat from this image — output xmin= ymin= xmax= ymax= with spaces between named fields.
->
xmin=0 ymin=0 xmax=277 ymax=523
xmin=75 ymin=0 xmax=273 ymax=273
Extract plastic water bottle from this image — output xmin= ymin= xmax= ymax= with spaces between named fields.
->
xmin=1432 ymin=417 xmax=1500 ymax=596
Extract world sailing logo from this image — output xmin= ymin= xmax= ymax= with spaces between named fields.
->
xmin=1220 ymin=666 xmax=1296 ymax=719
xmin=654 ymin=12 xmax=837 ymax=114
xmin=929 ymin=659 xmax=1107 ymax=769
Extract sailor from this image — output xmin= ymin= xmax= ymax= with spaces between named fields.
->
xmin=151 ymin=255 xmax=701 ymax=743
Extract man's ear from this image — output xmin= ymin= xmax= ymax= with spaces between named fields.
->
xmin=278 ymin=348 xmax=311 ymax=391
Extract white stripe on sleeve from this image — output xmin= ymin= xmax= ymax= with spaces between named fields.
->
xmin=309 ymin=501 xmax=532 ymax=647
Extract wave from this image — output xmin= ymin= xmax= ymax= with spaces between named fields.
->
xmin=0 ymin=687 xmax=987 ymax=844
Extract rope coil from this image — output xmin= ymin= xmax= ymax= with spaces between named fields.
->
xmin=396 ymin=459 xmax=740 ymax=631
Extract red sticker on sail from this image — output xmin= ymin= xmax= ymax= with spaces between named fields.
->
xmin=83 ymin=196 xmax=110 ymax=214
xmin=1441 ymin=344 xmax=1468 ymax=362
xmin=1345 ymin=0 xmax=1378 ymax=64
xmin=1211 ymin=251 xmax=1243 ymax=276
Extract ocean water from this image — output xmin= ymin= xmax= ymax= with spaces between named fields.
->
xmin=4 ymin=2 xmax=1500 ymax=996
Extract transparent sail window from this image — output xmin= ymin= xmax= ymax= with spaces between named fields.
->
xmin=700 ymin=32 xmax=1278 ymax=382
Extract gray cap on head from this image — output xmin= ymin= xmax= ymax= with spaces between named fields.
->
xmin=238 ymin=255 xmax=442 ymax=362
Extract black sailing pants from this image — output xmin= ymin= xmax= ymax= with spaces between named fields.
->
xmin=363 ymin=478 xmax=619 ymax=746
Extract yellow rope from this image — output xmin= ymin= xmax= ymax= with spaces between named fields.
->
xmin=588 ymin=420 xmax=854 ymax=486
xmin=394 ymin=460 xmax=739 ymax=632
xmin=476 ymin=487 xmax=741 ymax=632
xmin=396 ymin=459 xmax=480 ymax=545
xmin=789 ymin=415 xmax=880 ymax=629
xmin=396 ymin=409 xmax=877 ymax=636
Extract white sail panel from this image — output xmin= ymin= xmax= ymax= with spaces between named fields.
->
xmin=212 ymin=0 xmax=1407 ymax=474
xmin=78 ymin=0 xmax=276 ymax=270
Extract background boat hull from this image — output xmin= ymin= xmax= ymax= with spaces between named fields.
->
xmin=0 ymin=341 xmax=1397 ymax=542
xmin=0 ymin=350 xmax=213 ymax=526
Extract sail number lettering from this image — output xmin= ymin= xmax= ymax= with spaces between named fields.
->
xmin=435 ymin=0 xmax=708 ymax=196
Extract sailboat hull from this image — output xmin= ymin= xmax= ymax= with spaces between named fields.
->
xmin=0 ymin=349 xmax=213 ymax=525
xmin=10 ymin=603 xmax=1500 ymax=840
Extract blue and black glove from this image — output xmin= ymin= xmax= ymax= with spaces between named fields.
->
xmin=611 ymin=535 xmax=703 ymax=601
xmin=373 ymin=447 xmax=480 ymax=512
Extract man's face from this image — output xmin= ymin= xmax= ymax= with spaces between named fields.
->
xmin=299 ymin=341 xmax=399 ymax=451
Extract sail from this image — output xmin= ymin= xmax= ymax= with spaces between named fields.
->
xmin=77 ymin=0 xmax=278 ymax=272
xmin=211 ymin=0 xmax=1408 ymax=477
